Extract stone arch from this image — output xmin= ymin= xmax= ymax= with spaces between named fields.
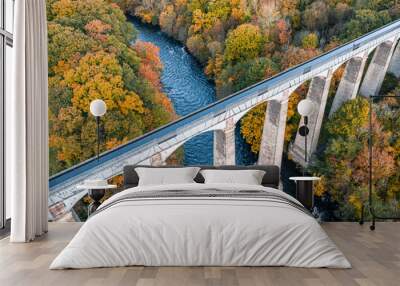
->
xmin=162 ymin=130 xmax=216 ymax=165
xmin=231 ymin=82 xmax=305 ymax=125
xmin=116 ymin=80 xmax=315 ymax=170
xmin=154 ymin=141 xmax=185 ymax=165
xmin=288 ymin=72 xmax=333 ymax=167
xmin=329 ymin=55 xmax=368 ymax=117
xmin=360 ymin=39 xmax=396 ymax=97
xmin=158 ymin=128 xmax=220 ymax=165
xmin=388 ymin=38 xmax=400 ymax=77
xmin=215 ymin=79 xmax=308 ymax=168
xmin=366 ymin=39 xmax=395 ymax=57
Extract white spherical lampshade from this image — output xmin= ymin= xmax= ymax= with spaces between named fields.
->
xmin=90 ymin=99 xmax=107 ymax=117
xmin=297 ymin=99 xmax=315 ymax=116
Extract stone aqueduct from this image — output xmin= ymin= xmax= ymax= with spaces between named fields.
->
xmin=48 ymin=20 xmax=400 ymax=220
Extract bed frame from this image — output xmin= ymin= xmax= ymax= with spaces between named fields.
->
xmin=123 ymin=165 xmax=280 ymax=189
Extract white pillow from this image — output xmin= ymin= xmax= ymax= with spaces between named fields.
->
xmin=135 ymin=167 xmax=200 ymax=186
xmin=200 ymin=169 xmax=266 ymax=185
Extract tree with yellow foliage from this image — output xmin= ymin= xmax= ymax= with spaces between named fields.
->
xmin=224 ymin=24 xmax=264 ymax=63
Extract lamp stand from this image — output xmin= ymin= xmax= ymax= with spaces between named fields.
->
xmin=96 ymin=116 xmax=100 ymax=162
xmin=364 ymin=95 xmax=400 ymax=230
xmin=298 ymin=116 xmax=310 ymax=176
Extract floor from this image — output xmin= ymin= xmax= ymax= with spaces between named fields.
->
xmin=0 ymin=222 xmax=399 ymax=286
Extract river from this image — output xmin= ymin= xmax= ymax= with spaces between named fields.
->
xmin=132 ymin=19 xmax=257 ymax=165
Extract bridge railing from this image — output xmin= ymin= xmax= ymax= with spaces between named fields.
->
xmin=49 ymin=18 xmax=400 ymax=190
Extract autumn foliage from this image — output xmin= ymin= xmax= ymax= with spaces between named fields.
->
xmin=53 ymin=0 xmax=400 ymax=218
xmin=224 ymin=24 xmax=264 ymax=63
xmin=312 ymin=97 xmax=399 ymax=219
xmin=47 ymin=0 xmax=176 ymax=174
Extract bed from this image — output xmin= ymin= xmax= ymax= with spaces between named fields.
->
xmin=50 ymin=165 xmax=351 ymax=269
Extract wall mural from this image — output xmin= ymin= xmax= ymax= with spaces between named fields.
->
xmin=47 ymin=0 xmax=399 ymax=221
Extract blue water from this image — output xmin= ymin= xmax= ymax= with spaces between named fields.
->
xmin=132 ymin=19 xmax=215 ymax=165
xmin=132 ymin=19 xmax=256 ymax=165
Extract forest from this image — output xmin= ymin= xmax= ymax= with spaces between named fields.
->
xmin=112 ymin=0 xmax=400 ymax=219
xmin=47 ymin=0 xmax=176 ymax=175
xmin=47 ymin=0 xmax=399 ymax=220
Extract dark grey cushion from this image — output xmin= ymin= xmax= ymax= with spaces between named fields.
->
xmin=123 ymin=165 xmax=280 ymax=189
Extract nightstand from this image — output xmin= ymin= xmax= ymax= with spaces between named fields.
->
xmin=289 ymin=177 xmax=320 ymax=210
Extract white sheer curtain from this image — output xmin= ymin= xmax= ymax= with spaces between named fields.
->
xmin=9 ymin=0 xmax=49 ymax=242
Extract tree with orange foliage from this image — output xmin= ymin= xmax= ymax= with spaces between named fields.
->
xmin=133 ymin=41 xmax=163 ymax=88
xmin=279 ymin=46 xmax=320 ymax=70
xmin=273 ymin=19 xmax=291 ymax=48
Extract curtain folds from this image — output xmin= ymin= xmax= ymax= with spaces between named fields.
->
xmin=9 ymin=0 xmax=49 ymax=242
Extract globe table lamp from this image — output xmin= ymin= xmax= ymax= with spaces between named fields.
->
xmin=90 ymin=99 xmax=107 ymax=162
xmin=297 ymin=99 xmax=315 ymax=174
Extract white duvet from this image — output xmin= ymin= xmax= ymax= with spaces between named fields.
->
xmin=50 ymin=183 xmax=351 ymax=269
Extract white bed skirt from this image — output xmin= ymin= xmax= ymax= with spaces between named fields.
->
xmin=50 ymin=184 xmax=351 ymax=269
